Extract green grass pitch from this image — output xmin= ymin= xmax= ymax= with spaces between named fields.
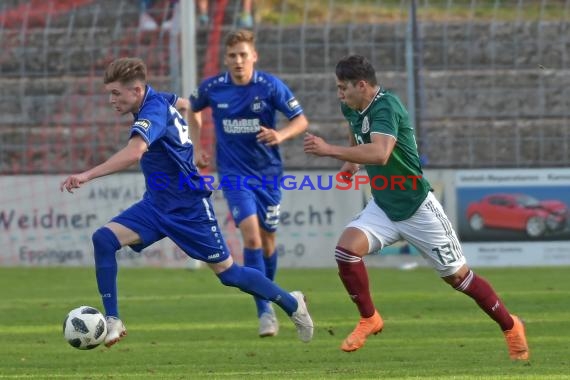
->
xmin=0 ymin=266 xmax=568 ymax=379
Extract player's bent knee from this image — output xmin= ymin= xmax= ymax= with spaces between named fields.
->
xmin=335 ymin=246 xmax=363 ymax=263
xmin=242 ymin=238 xmax=262 ymax=249
xmin=447 ymin=267 xmax=473 ymax=291
xmin=92 ymin=227 xmax=121 ymax=258
xmin=337 ymin=228 xmax=370 ymax=256
xmin=216 ymin=263 xmax=243 ymax=288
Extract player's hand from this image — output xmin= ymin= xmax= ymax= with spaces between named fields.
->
xmin=257 ymin=126 xmax=284 ymax=146
xmin=60 ymin=173 xmax=89 ymax=193
xmin=338 ymin=162 xmax=360 ymax=182
xmin=303 ymin=133 xmax=330 ymax=156
xmin=194 ymin=150 xmax=210 ymax=169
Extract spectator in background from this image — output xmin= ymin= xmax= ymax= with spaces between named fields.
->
xmin=197 ymin=0 xmax=209 ymax=27
xmin=239 ymin=0 xmax=254 ymax=28
xmin=197 ymin=0 xmax=254 ymax=28
xmin=139 ymin=0 xmax=177 ymax=31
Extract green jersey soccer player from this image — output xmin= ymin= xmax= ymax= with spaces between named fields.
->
xmin=304 ymin=54 xmax=528 ymax=360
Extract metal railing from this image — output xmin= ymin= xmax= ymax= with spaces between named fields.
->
xmin=1 ymin=0 xmax=569 ymax=173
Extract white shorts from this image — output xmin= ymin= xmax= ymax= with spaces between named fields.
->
xmin=346 ymin=192 xmax=466 ymax=277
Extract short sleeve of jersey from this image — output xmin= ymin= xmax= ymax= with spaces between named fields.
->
xmin=189 ymin=80 xmax=210 ymax=112
xmin=131 ymin=98 xmax=167 ymax=145
xmin=158 ymin=91 xmax=178 ymax=106
xmin=268 ymin=75 xmax=303 ymax=120
xmin=371 ymin=104 xmax=398 ymax=138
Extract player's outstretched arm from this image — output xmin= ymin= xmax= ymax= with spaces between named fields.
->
xmin=304 ymin=133 xmax=395 ymax=165
xmin=257 ymin=114 xmax=308 ymax=146
xmin=60 ymin=135 xmax=148 ymax=193
xmin=338 ymin=133 xmax=360 ymax=181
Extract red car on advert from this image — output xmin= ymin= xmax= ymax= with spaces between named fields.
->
xmin=466 ymin=193 xmax=568 ymax=237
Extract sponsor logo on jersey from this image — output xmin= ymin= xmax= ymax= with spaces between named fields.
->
xmin=287 ymin=98 xmax=300 ymax=110
xmin=361 ymin=116 xmax=370 ymax=133
xmin=222 ymin=118 xmax=261 ymax=134
xmin=134 ymin=119 xmax=151 ymax=130
xmin=232 ymin=206 xmax=240 ymax=219
xmin=218 ymin=103 xmax=229 ymax=109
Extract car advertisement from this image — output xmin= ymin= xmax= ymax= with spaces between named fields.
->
xmin=457 ymin=169 xmax=570 ymax=266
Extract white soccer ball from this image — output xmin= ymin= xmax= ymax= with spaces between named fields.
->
xmin=63 ymin=306 xmax=107 ymax=350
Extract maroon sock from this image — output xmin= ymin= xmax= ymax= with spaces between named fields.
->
xmin=455 ymin=270 xmax=514 ymax=331
xmin=335 ymin=246 xmax=375 ymax=318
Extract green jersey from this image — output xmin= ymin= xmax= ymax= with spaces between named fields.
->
xmin=342 ymin=89 xmax=431 ymax=221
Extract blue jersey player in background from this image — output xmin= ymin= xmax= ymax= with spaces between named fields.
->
xmin=184 ymin=29 xmax=309 ymax=337
xmin=60 ymin=57 xmax=313 ymax=347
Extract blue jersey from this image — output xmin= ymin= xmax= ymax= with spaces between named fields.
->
xmin=132 ymin=86 xmax=210 ymax=212
xmin=188 ymin=71 xmax=303 ymax=178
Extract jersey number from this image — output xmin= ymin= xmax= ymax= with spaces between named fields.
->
xmin=169 ymin=105 xmax=191 ymax=145
xmin=432 ymin=243 xmax=460 ymax=265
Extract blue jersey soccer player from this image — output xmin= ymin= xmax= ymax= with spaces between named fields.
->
xmin=60 ymin=57 xmax=313 ymax=347
xmin=179 ymin=29 xmax=308 ymax=337
xmin=304 ymin=54 xmax=528 ymax=360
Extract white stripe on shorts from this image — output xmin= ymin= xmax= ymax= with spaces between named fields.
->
xmin=202 ymin=198 xmax=214 ymax=221
xmin=424 ymin=199 xmax=463 ymax=257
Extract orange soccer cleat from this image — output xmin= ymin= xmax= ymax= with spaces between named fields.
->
xmin=341 ymin=310 xmax=384 ymax=352
xmin=504 ymin=315 xmax=529 ymax=361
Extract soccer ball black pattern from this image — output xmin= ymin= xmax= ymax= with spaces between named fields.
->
xmin=63 ymin=306 xmax=107 ymax=350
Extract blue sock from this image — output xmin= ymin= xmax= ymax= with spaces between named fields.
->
xmin=92 ymin=227 xmax=121 ymax=318
xmin=263 ymin=250 xmax=278 ymax=281
xmin=217 ymin=263 xmax=298 ymax=316
xmin=243 ymin=247 xmax=270 ymax=316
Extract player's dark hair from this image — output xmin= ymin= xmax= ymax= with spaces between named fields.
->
xmin=335 ymin=55 xmax=377 ymax=86
xmin=224 ymin=29 xmax=255 ymax=48
xmin=103 ymin=57 xmax=147 ymax=85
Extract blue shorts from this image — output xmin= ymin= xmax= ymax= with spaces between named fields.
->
xmin=223 ymin=181 xmax=281 ymax=232
xmin=111 ymin=198 xmax=230 ymax=264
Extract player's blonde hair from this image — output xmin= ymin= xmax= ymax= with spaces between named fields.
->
xmin=224 ymin=29 xmax=255 ymax=48
xmin=103 ymin=57 xmax=147 ymax=85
